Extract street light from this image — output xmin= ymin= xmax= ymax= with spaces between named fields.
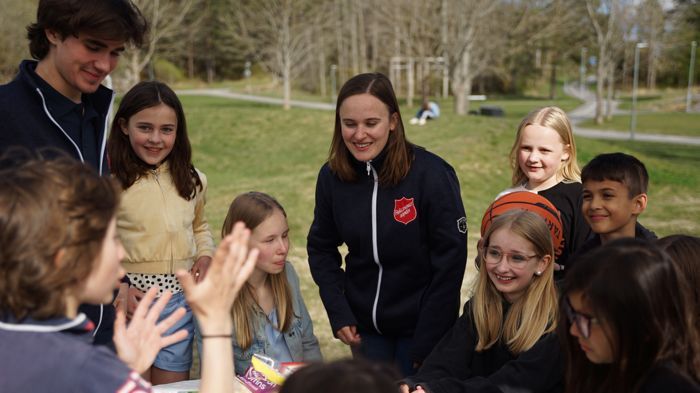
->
xmin=580 ymin=47 xmax=587 ymax=96
xmin=687 ymin=41 xmax=697 ymax=113
xmin=630 ymin=42 xmax=648 ymax=141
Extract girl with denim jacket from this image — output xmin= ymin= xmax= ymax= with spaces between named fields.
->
xmin=216 ymin=192 xmax=322 ymax=375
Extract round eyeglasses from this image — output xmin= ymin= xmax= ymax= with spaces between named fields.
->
xmin=564 ymin=297 xmax=598 ymax=339
xmin=480 ymin=246 xmax=539 ymax=269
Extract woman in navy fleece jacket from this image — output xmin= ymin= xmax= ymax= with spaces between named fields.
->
xmin=307 ymin=73 xmax=468 ymax=376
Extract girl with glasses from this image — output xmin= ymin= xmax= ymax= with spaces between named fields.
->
xmin=560 ymin=239 xmax=700 ymax=393
xmin=400 ymin=209 xmax=562 ymax=393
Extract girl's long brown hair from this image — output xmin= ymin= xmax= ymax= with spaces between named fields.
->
xmin=107 ymin=81 xmax=201 ymax=199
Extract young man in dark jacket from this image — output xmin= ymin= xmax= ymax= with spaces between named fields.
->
xmin=0 ymin=0 xmax=147 ymax=349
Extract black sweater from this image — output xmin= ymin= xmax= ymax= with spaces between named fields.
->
xmin=538 ymin=182 xmax=592 ymax=278
xmin=307 ymin=146 xmax=468 ymax=362
xmin=403 ymin=301 xmax=564 ymax=393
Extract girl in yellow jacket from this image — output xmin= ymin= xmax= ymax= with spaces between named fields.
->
xmin=107 ymin=81 xmax=215 ymax=385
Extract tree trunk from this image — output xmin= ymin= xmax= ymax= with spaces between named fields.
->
xmin=549 ymin=62 xmax=557 ymax=100
xmin=318 ymin=32 xmax=327 ymax=97
xmin=605 ymin=61 xmax=614 ymax=121
xmin=349 ymin=0 xmax=359 ymax=75
xmin=452 ymin=50 xmax=472 ymax=115
xmin=357 ymin=0 xmax=367 ymax=73
xmin=187 ymin=39 xmax=195 ymax=79
xmin=594 ymin=53 xmax=605 ymax=124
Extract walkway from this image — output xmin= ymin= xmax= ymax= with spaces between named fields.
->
xmin=176 ymin=88 xmax=334 ymax=111
xmin=177 ymin=86 xmax=700 ymax=146
xmin=563 ymin=83 xmax=700 ymax=146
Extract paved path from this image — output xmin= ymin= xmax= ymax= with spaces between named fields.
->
xmin=176 ymin=88 xmax=335 ymax=110
xmin=178 ymin=86 xmax=699 ymax=146
xmin=563 ymin=83 xmax=700 ymax=146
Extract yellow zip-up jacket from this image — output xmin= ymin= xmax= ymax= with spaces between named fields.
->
xmin=117 ymin=163 xmax=215 ymax=274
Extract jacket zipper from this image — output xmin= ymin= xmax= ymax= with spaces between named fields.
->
xmin=35 ymin=88 xmax=84 ymax=162
xmin=34 ymin=87 xmax=114 ymax=174
xmin=151 ymin=168 xmax=174 ymax=273
xmin=367 ymin=161 xmax=383 ymax=334
xmin=36 ymin=87 xmax=107 ymax=337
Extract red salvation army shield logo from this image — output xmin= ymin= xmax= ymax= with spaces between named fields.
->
xmin=394 ymin=197 xmax=417 ymax=225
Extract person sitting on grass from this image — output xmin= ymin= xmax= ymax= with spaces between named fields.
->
xmin=409 ymin=99 xmax=440 ymax=125
xmin=0 ymin=155 xmax=258 ymax=393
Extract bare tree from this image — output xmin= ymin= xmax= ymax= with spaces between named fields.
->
xmin=116 ymin=0 xmax=199 ymax=90
xmin=220 ymin=0 xmax=317 ymax=109
xmin=638 ymin=0 xmax=665 ymax=90
xmin=441 ymin=0 xmax=497 ymax=115
xmin=585 ymin=0 xmax=620 ymax=124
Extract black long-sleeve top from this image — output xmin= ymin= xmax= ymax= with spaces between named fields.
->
xmin=402 ymin=301 xmax=564 ymax=393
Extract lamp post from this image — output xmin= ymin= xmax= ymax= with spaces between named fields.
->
xmin=580 ymin=47 xmax=587 ymax=96
xmin=630 ymin=42 xmax=648 ymax=141
xmin=687 ymin=41 xmax=697 ymax=113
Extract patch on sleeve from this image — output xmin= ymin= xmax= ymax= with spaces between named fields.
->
xmin=457 ymin=217 xmax=468 ymax=234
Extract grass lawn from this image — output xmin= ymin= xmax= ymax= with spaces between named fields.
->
xmin=182 ymin=93 xmax=700 ymax=364
xmin=615 ymin=88 xmax=692 ymax=111
xmin=579 ymin=112 xmax=700 ymax=137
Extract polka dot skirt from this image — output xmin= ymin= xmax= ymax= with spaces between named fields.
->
xmin=127 ymin=273 xmax=182 ymax=296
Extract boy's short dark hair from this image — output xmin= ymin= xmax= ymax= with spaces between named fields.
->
xmin=26 ymin=0 xmax=148 ymax=60
xmin=581 ymin=152 xmax=649 ymax=197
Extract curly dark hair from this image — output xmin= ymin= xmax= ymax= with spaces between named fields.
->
xmin=0 ymin=155 xmax=120 ymax=320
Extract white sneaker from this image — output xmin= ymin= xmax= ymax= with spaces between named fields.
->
xmin=409 ymin=118 xmax=419 ymax=125
xmin=418 ymin=118 xmax=426 ymax=125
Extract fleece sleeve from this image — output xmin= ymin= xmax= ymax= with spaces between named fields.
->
xmin=410 ymin=162 xmax=468 ymax=362
xmin=417 ymin=333 xmax=563 ymax=393
xmin=306 ymin=166 xmax=358 ymax=335
xmin=402 ymin=305 xmax=477 ymax=389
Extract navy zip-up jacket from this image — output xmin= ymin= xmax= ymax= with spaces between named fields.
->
xmin=307 ymin=146 xmax=468 ymax=362
xmin=0 ymin=60 xmax=114 ymax=175
xmin=0 ymin=60 xmax=116 ymax=349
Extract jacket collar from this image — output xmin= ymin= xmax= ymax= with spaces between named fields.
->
xmin=0 ymin=313 xmax=94 ymax=339
xmin=18 ymin=59 xmax=114 ymax=114
xmin=350 ymin=146 xmax=389 ymax=174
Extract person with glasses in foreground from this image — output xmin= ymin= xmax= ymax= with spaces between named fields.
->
xmin=561 ymin=239 xmax=700 ymax=393
xmin=400 ymin=209 xmax=563 ymax=393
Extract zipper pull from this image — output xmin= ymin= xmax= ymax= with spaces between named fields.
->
xmin=366 ymin=161 xmax=371 ymax=176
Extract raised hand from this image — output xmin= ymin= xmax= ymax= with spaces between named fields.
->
xmin=177 ymin=222 xmax=258 ymax=331
xmin=113 ymin=287 xmax=188 ymax=374
xmin=176 ymin=221 xmax=258 ymax=393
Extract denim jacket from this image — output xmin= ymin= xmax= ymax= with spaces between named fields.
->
xmin=198 ymin=262 xmax=322 ymax=375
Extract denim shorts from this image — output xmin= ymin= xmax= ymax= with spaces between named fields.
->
xmin=153 ymin=291 xmax=194 ymax=372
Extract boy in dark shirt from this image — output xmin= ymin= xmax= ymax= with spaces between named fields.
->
xmin=576 ymin=152 xmax=656 ymax=257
